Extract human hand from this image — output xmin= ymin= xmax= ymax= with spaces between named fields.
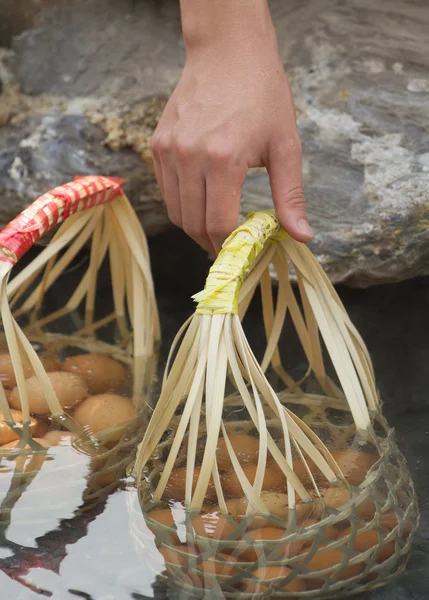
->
xmin=151 ymin=1 xmax=313 ymax=255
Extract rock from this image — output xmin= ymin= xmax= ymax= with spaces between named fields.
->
xmin=0 ymin=112 xmax=168 ymax=237
xmin=0 ymin=0 xmax=428 ymax=287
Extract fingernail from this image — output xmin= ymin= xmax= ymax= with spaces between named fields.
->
xmin=297 ymin=218 xmax=314 ymax=239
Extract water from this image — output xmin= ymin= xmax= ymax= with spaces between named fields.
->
xmin=0 ymin=229 xmax=428 ymax=599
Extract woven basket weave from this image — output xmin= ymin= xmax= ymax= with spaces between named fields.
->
xmin=134 ymin=210 xmax=418 ymax=598
xmin=0 ymin=176 xmax=159 ymax=519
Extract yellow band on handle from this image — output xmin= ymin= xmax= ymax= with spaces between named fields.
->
xmin=193 ymin=210 xmax=287 ymax=315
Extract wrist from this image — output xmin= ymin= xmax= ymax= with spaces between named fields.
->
xmin=180 ymin=0 xmax=275 ymax=56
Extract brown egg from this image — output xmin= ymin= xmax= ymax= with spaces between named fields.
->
xmin=63 ymin=354 xmax=126 ymax=395
xmin=302 ymin=520 xmax=339 ymax=549
xmin=197 ymin=552 xmax=237 ymax=579
xmin=292 ymin=457 xmax=319 ymax=486
xmin=73 ymin=394 xmax=135 ymax=442
xmin=242 ymin=566 xmax=306 ymax=593
xmin=319 ymin=487 xmax=376 ymax=521
xmin=9 ymin=371 xmax=88 ymax=415
xmin=0 ymin=409 xmax=46 ymax=445
xmin=329 ymin=449 xmax=378 ymax=486
xmin=380 ymin=511 xmax=413 ymax=539
xmin=224 ymin=490 xmax=315 ymax=531
xmin=216 ymin=433 xmax=260 ymax=471
xmin=192 ymin=511 xmax=235 ymax=540
xmin=225 ymin=491 xmax=288 ymax=529
xmin=158 ymin=544 xmax=201 ymax=586
xmin=146 ymin=509 xmax=182 ymax=544
xmin=0 ymin=353 xmax=62 ymax=389
xmin=39 ymin=358 xmax=63 ymax=373
xmin=222 ymin=463 xmax=286 ymax=497
xmin=85 ymin=455 xmax=125 ymax=491
xmin=164 ymin=466 xmax=217 ymax=503
xmin=301 ymin=545 xmax=363 ymax=587
xmin=338 ymin=525 xmax=396 ymax=563
xmin=43 ymin=430 xmax=78 ymax=446
xmin=239 ymin=527 xmax=304 ymax=562
xmin=159 ymin=543 xmax=199 ymax=567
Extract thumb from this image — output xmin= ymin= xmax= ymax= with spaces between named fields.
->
xmin=267 ymin=139 xmax=314 ymax=242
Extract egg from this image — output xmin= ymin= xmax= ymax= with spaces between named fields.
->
xmin=301 ymin=544 xmax=363 ymax=588
xmin=301 ymin=520 xmax=339 ymax=549
xmin=197 ymin=552 xmax=237 ymax=579
xmin=216 ymin=433 xmax=260 ymax=471
xmin=238 ymin=527 xmax=304 ymax=562
xmin=319 ymin=487 xmax=376 ymax=521
xmin=9 ymin=371 xmax=88 ymax=415
xmin=242 ymin=566 xmax=306 ymax=593
xmin=329 ymin=449 xmax=378 ymax=486
xmin=0 ymin=353 xmax=62 ymax=389
xmin=39 ymin=357 xmax=63 ymax=374
xmin=73 ymin=393 xmax=135 ymax=441
xmin=164 ymin=466 xmax=217 ymax=503
xmin=146 ymin=509 xmax=182 ymax=544
xmin=0 ymin=409 xmax=46 ymax=445
xmin=338 ymin=525 xmax=396 ymax=563
xmin=63 ymin=354 xmax=126 ymax=395
xmin=43 ymin=430 xmax=78 ymax=446
xmin=291 ymin=457 xmax=319 ymax=487
xmin=158 ymin=544 xmax=201 ymax=586
xmin=158 ymin=543 xmax=199 ymax=568
xmin=224 ymin=490 xmax=315 ymax=531
xmin=225 ymin=491 xmax=288 ymax=529
xmin=86 ymin=457 xmax=125 ymax=490
xmin=222 ymin=463 xmax=286 ymax=497
xmin=380 ymin=511 xmax=413 ymax=539
xmin=192 ymin=511 xmax=235 ymax=540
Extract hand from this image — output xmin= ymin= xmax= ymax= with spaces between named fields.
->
xmin=151 ymin=3 xmax=313 ymax=255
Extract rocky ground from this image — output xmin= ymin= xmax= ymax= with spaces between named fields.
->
xmin=0 ymin=0 xmax=428 ymax=287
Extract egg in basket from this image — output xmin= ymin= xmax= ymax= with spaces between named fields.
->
xmin=0 ymin=176 xmax=160 ymax=535
xmin=134 ymin=210 xmax=418 ymax=599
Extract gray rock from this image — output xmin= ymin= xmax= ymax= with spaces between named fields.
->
xmin=0 ymin=112 xmax=168 ymax=236
xmin=0 ymin=0 xmax=428 ymax=286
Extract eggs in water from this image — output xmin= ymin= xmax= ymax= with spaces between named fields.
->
xmin=63 ymin=354 xmax=126 ymax=395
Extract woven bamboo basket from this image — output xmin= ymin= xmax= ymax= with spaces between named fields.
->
xmin=0 ymin=175 xmax=160 ymax=531
xmin=134 ymin=210 xmax=418 ymax=598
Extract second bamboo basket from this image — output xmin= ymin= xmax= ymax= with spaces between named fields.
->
xmin=134 ymin=210 xmax=418 ymax=598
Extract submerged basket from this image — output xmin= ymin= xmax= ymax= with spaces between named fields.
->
xmin=0 ymin=176 xmax=159 ymax=531
xmin=134 ymin=210 xmax=418 ymax=598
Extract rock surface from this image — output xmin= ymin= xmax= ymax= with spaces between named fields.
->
xmin=0 ymin=0 xmax=428 ymax=286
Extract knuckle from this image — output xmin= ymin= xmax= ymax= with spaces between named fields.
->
xmin=152 ymin=133 xmax=170 ymax=156
xmin=274 ymin=135 xmax=302 ymax=158
xmin=174 ymin=138 xmax=196 ymax=162
xmin=281 ymin=186 xmax=306 ymax=208
xmin=286 ymin=135 xmax=302 ymax=156
xmin=206 ymin=142 xmax=235 ymax=165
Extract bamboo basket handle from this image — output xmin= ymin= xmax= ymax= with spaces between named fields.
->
xmin=194 ymin=210 xmax=286 ymax=315
xmin=0 ymin=175 xmax=125 ymax=264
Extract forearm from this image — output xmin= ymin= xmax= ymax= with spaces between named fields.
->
xmin=179 ymin=0 xmax=275 ymax=54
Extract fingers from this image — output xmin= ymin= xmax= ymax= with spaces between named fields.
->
xmin=205 ymin=158 xmax=245 ymax=254
xmin=268 ymin=136 xmax=314 ymax=243
xmin=153 ymin=127 xmax=245 ymax=255
xmin=151 ymin=133 xmax=182 ymax=229
xmin=177 ymin=150 xmax=215 ymax=255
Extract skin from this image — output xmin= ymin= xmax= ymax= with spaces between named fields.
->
xmin=151 ymin=0 xmax=313 ymax=255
